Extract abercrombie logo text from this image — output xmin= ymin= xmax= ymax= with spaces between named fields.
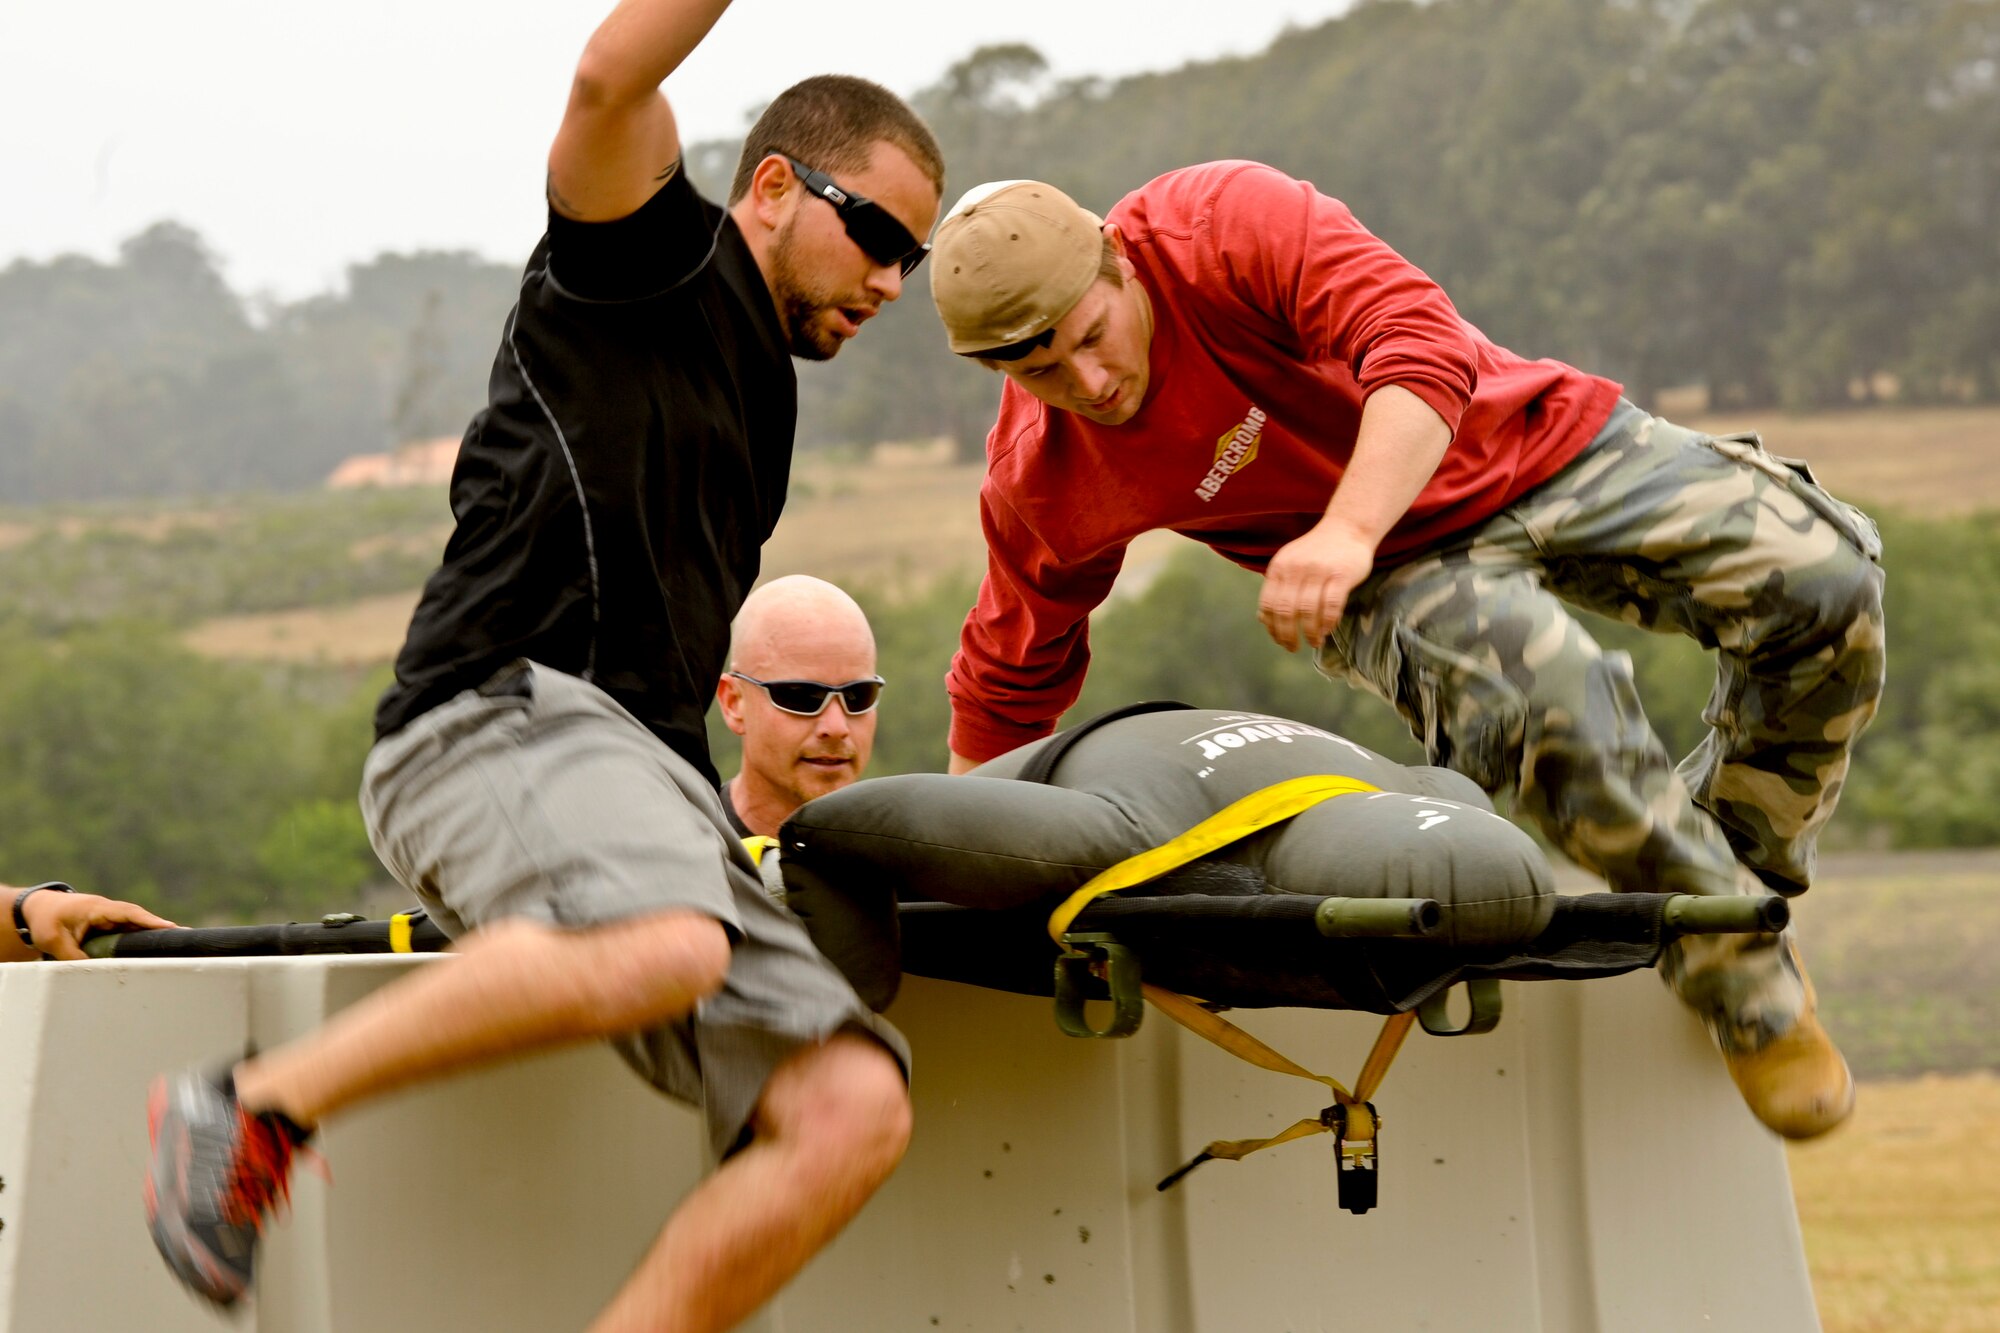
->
xmin=1195 ymin=406 xmax=1267 ymax=503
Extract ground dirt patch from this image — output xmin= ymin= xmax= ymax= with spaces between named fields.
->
xmin=1791 ymin=1073 xmax=2000 ymax=1332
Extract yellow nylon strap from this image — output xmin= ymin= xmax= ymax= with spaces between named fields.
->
xmin=1143 ymin=983 xmax=1357 ymax=1103
xmin=1352 ymin=1012 xmax=1418 ymax=1105
xmin=742 ymin=835 xmax=780 ymax=867
xmin=388 ymin=911 xmax=416 ymax=954
xmin=1195 ymin=1117 xmax=1329 ymax=1164
xmin=1146 ymin=985 xmax=1420 ymax=1152
xmin=1045 ymin=774 xmax=1381 ymax=944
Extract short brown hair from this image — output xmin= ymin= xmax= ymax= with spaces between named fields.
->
xmin=728 ymin=75 xmax=944 ymax=205
xmin=972 ymin=236 xmax=1123 ymax=370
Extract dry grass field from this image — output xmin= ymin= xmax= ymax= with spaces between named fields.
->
xmin=172 ymin=449 xmax=1188 ymax=662
xmin=756 ymin=451 xmax=987 ymax=594
xmin=1680 ymin=404 xmax=2000 ymax=518
xmin=1792 ymin=1074 xmax=2000 ymax=1332
xmin=0 ymin=507 xmax=233 ymax=551
xmin=751 ymin=403 xmax=2000 ymax=588
xmin=180 ymin=589 xmax=422 ymax=664
xmin=1784 ymin=852 xmax=2000 ymax=1329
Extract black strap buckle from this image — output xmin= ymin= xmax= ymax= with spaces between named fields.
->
xmin=1324 ymin=1101 xmax=1381 ymax=1214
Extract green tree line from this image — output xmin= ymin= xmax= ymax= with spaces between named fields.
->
xmin=3 ymin=0 xmax=1995 ymax=502
xmin=0 ymin=503 xmax=1988 ymax=923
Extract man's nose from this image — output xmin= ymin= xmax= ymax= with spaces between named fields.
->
xmin=866 ymin=261 xmax=903 ymax=304
xmin=1069 ymin=355 xmax=1110 ymax=402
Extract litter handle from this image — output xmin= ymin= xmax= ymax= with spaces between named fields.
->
xmin=1663 ymin=895 xmax=1789 ymax=935
xmin=1314 ymin=897 xmax=1442 ymax=939
xmin=86 ymin=913 xmax=450 ymax=959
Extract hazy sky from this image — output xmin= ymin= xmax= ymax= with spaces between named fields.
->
xmin=4 ymin=0 xmax=1349 ymax=300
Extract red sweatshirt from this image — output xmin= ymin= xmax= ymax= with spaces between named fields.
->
xmin=947 ymin=161 xmax=1622 ymax=763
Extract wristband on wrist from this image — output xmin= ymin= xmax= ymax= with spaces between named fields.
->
xmin=12 ymin=882 xmax=75 ymax=953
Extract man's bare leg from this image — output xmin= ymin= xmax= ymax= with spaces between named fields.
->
xmin=233 ymin=910 xmax=732 ymax=1126
xmin=588 ymin=1032 xmax=912 ymax=1333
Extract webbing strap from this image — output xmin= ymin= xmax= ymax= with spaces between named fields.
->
xmin=388 ymin=911 xmax=418 ymax=954
xmin=1146 ymin=985 xmax=1415 ymax=1129
xmin=1044 ymin=774 xmax=1381 ymax=944
xmin=1030 ymin=764 xmax=1406 ymax=1198
xmin=1147 ymin=986 xmax=1418 ymax=1194
xmin=1143 ymin=984 xmax=1359 ymax=1101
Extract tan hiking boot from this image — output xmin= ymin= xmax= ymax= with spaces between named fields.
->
xmin=1665 ymin=926 xmax=1855 ymax=1139
xmin=1721 ymin=997 xmax=1856 ymax=1140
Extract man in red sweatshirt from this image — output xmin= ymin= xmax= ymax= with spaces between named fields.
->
xmin=928 ymin=165 xmax=1885 ymax=1141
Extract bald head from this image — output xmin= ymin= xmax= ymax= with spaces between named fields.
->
xmin=719 ymin=576 xmax=880 ymax=837
xmin=729 ymin=576 xmax=875 ymax=679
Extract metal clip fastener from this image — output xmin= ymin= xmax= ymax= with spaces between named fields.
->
xmin=1324 ymin=1101 xmax=1381 ymax=1214
xmin=1052 ymin=932 xmax=1144 ymax=1038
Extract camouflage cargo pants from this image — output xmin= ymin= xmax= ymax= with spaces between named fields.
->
xmin=1318 ymin=400 xmax=1886 ymax=1051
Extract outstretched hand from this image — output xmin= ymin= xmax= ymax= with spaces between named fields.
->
xmin=1258 ymin=521 xmax=1376 ymax=653
xmin=13 ymin=888 xmax=176 ymax=961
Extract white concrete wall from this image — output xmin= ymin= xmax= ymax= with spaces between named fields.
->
xmin=0 ymin=958 xmax=1818 ymax=1332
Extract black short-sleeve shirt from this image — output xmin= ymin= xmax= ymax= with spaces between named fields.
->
xmin=374 ymin=170 xmax=796 ymax=786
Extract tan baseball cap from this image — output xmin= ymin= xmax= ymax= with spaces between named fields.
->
xmin=930 ymin=180 xmax=1103 ymax=356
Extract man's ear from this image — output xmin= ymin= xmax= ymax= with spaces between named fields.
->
xmin=745 ymin=153 xmax=796 ymax=233
xmin=716 ymin=676 xmax=749 ymax=736
xmin=1103 ymin=223 xmax=1137 ymax=282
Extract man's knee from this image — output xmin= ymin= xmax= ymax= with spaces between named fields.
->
xmin=1785 ymin=544 xmax=1884 ymax=651
xmin=760 ymin=1035 xmax=912 ymax=1180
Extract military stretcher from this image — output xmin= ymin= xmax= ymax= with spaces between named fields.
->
xmin=101 ymin=702 xmax=1783 ymax=1213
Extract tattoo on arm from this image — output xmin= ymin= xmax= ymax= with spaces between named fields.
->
xmin=545 ymin=156 xmax=680 ymax=217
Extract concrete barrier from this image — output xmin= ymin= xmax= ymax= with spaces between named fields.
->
xmin=0 ymin=957 xmax=1817 ymax=1331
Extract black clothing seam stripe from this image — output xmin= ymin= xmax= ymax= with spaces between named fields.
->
xmin=505 ymin=287 xmax=603 ymax=682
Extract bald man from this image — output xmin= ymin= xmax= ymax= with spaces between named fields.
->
xmin=716 ymin=576 xmax=882 ymax=839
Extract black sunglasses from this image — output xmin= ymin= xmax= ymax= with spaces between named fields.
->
xmin=784 ymin=156 xmax=929 ymax=277
xmin=730 ymin=672 xmax=886 ymax=717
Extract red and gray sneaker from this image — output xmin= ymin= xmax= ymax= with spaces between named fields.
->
xmin=144 ymin=1069 xmax=316 ymax=1307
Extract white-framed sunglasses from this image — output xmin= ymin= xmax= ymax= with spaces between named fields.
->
xmin=728 ymin=672 xmax=885 ymax=717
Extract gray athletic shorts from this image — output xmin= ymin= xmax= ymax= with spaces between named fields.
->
xmin=359 ymin=660 xmax=909 ymax=1158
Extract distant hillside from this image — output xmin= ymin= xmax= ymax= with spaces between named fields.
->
xmin=2 ymin=0 xmax=1992 ymax=503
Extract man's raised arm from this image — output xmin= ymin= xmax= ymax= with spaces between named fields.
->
xmin=546 ymin=0 xmax=733 ymax=222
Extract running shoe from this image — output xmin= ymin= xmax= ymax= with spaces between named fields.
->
xmin=144 ymin=1068 xmax=313 ymax=1306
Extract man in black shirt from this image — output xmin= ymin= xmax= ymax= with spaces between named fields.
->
xmin=717 ymin=576 xmax=882 ymax=840
xmin=144 ymin=2 xmax=944 ymax=1327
